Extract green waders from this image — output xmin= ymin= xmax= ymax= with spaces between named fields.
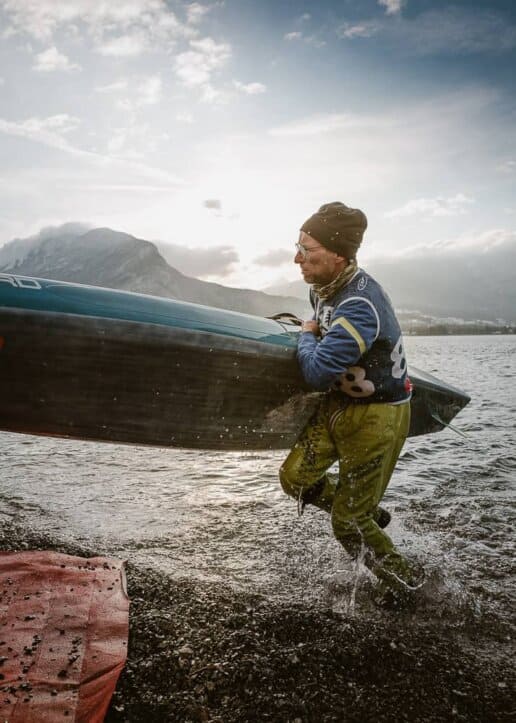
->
xmin=280 ymin=394 xmax=417 ymax=592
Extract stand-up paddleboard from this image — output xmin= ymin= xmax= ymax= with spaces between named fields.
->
xmin=0 ymin=274 xmax=470 ymax=451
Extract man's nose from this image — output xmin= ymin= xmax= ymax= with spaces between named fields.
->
xmin=294 ymin=250 xmax=303 ymax=264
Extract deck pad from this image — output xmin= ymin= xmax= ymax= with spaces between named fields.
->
xmin=0 ymin=551 xmax=129 ymax=722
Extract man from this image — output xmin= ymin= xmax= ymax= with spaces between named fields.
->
xmin=279 ymin=201 xmax=422 ymax=605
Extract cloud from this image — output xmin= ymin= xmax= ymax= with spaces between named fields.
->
xmin=94 ymin=79 xmax=129 ymax=93
xmin=106 ymin=120 xmax=169 ymax=158
xmin=0 ymin=113 xmax=169 ymax=170
xmin=385 ymin=193 xmax=475 ymax=218
xmin=364 ymin=231 xmax=516 ymax=322
xmin=157 ymin=242 xmax=239 ymax=278
xmin=337 ymin=22 xmax=379 ymax=40
xmin=0 ymin=221 xmax=93 ymax=269
xmin=0 ymin=113 xmax=115 ymax=162
xmin=96 ymin=33 xmax=148 ymax=57
xmin=247 ymin=86 xmax=507 ymax=208
xmin=186 ymin=3 xmax=211 ymax=25
xmin=174 ymin=36 xmax=231 ymax=101
xmin=283 ymin=14 xmax=325 ymax=48
xmin=498 ymin=159 xmax=516 ymax=173
xmin=334 ymin=6 xmax=516 ymax=55
xmin=106 ymin=129 xmax=136 ymax=155
xmin=303 ymin=35 xmax=326 ymax=48
xmin=176 ymin=112 xmax=194 ymax=124
xmin=269 ymin=112 xmax=364 ymax=137
xmin=73 ymin=184 xmax=181 ymax=193
xmin=391 ymin=228 xmax=516 ymax=257
xmin=401 ymin=7 xmax=513 ymax=55
xmin=175 ymin=36 xmax=231 ymax=86
xmin=283 ymin=31 xmax=325 ymax=48
xmin=378 ymin=0 xmax=403 ymax=15
xmin=403 ymin=7 xmax=516 ymax=54
xmin=95 ymin=76 xmax=162 ymax=111
xmin=33 ymin=46 xmax=80 ymax=72
xmin=203 ymin=198 xmax=222 ymax=211
xmin=233 ymin=80 xmax=266 ymax=95
xmin=0 ymin=113 xmax=184 ymax=185
xmin=0 ymin=0 xmax=193 ymax=50
xmin=2 ymin=0 xmax=230 ymax=103
xmin=253 ymin=249 xmax=292 ymax=267
xmin=198 ymin=84 xmax=229 ymax=103
xmin=0 ymin=114 xmax=81 ymax=152
xmin=118 ymin=75 xmax=163 ymax=110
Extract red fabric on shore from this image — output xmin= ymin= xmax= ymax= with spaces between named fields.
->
xmin=0 ymin=551 xmax=129 ymax=722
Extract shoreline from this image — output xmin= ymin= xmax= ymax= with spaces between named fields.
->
xmin=1 ymin=523 xmax=513 ymax=722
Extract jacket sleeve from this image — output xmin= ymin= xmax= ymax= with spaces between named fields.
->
xmin=297 ymin=297 xmax=380 ymax=390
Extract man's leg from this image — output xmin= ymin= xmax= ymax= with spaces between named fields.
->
xmin=279 ymin=396 xmax=339 ymax=512
xmin=329 ymin=402 xmax=418 ymax=590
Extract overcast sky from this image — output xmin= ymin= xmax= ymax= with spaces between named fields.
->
xmin=0 ymin=0 xmax=515 ymax=288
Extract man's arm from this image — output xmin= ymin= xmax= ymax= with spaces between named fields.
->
xmin=297 ymin=298 xmax=379 ymax=390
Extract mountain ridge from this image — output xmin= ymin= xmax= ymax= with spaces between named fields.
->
xmin=0 ymin=225 xmax=310 ymax=318
xmin=265 ymin=243 xmax=516 ymax=323
xmin=1 ymin=224 xmax=515 ymax=323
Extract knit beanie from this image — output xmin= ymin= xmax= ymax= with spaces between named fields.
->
xmin=300 ymin=201 xmax=367 ymax=259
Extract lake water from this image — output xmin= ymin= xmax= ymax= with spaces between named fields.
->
xmin=1 ymin=335 xmax=514 ymax=627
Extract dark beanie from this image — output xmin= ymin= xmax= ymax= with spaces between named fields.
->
xmin=300 ymin=201 xmax=367 ymax=259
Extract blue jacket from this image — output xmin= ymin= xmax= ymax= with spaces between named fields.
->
xmin=297 ymin=269 xmax=411 ymax=404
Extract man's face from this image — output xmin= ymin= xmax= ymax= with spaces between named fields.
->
xmin=295 ymin=231 xmax=345 ymax=285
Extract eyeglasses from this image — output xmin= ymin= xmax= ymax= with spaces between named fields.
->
xmin=295 ymin=241 xmax=321 ymax=259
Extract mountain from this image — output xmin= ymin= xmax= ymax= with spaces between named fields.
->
xmin=2 ymin=224 xmax=514 ymax=324
xmin=368 ymin=249 xmax=516 ymax=323
xmin=0 ymin=225 xmax=309 ymax=318
xmin=266 ymin=241 xmax=516 ymax=323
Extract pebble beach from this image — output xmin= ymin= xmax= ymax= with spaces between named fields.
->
xmin=1 ymin=523 xmax=513 ymax=723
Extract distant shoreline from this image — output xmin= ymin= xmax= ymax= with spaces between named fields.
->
xmin=402 ymin=328 xmax=515 ymax=336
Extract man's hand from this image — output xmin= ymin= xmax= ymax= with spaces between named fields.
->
xmin=301 ymin=320 xmax=320 ymax=335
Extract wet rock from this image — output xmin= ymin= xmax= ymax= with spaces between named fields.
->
xmin=178 ymin=645 xmax=193 ymax=657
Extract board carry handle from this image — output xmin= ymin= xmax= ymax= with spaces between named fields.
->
xmin=268 ymin=312 xmax=303 ymax=326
